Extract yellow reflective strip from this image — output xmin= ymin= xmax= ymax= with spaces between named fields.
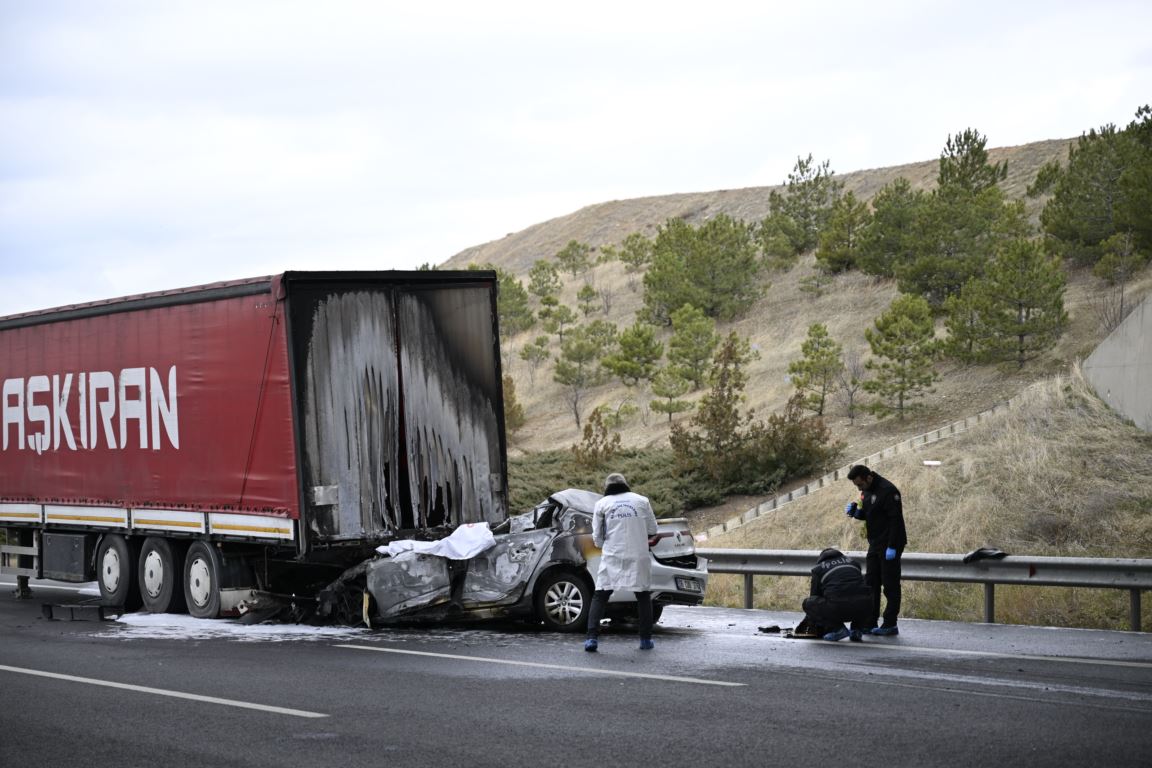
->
xmin=133 ymin=519 xmax=202 ymax=528
xmin=46 ymin=515 xmax=125 ymax=524
xmin=212 ymin=523 xmax=290 ymax=535
xmin=0 ymin=512 xmax=40 ymax=519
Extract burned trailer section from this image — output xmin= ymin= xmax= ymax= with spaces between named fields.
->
xmin=286 ymin=275 xmax=508 ymax=552
xmin=294 ymin=288 xmax=402 ymax=542
xmin=396 ymin=290 xmax=506 ymax=531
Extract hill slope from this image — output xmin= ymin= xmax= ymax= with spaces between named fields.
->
xmin=439 ymin=137 xmax=1152 ymax=478
xmin=705 ymin=366 xmax=1152 ymax=630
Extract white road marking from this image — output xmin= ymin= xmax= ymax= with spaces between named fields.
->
xmin=335 ymin=644 xmax=745 ymax=687
xmin=816 ymin=638 xmax=1152 ymax=669
xmin=0 ymin=664 xmax=328 ymax=718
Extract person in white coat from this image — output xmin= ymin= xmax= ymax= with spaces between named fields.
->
xmin=584 ymin=472 xmax=659 ymax=652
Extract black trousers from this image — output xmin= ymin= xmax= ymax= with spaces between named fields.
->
xmin=802 ymin=593 xmax=872 ymax=632
xmin=587 ymin=589 xmax=653 ymax=640
xmin=865 ymin=545 xmax=903 ymax=627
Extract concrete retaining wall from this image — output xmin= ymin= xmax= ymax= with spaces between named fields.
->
xmin=1083 ymin=294 xmax=1152 ymax=432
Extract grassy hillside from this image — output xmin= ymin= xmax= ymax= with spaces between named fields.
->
xmin=447 ymin=136 xmax=1152 ymax=630
xmin=441 ymin=136 xmax=1149 ymax=469
xmin=704 ymin=366 xmax=1152 ymax=631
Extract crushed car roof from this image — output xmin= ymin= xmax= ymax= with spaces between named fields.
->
xmin=549 ymin=488 xmax=601 ymax=513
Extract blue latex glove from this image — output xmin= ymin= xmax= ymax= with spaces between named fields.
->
xmin=845 ymin=501 xmax=858 ymax=517
xmin=885 ymin=547 xmax=897 ymax=561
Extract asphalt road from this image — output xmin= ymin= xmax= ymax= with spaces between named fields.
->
xmin=2 ymin=580 xmax=1151 ymax=768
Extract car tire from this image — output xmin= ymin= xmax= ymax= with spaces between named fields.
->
xmin=534 ymin=570 xmax=591 ymax=633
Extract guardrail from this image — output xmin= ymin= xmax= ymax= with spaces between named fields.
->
xmin=696 ymin=548 xmax=1152 ymax=631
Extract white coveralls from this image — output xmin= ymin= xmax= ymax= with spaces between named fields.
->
xmin=592 ymin=491 xmax=658 ymax=590
xmin=586 ymin=491 xmax=659 ymax=643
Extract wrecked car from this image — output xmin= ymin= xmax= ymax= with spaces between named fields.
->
xmin=317 ymin=489 xmax=708 ymax=631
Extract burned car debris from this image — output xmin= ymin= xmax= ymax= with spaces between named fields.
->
xmin=311 ymin=489 xmax=708 ymax=631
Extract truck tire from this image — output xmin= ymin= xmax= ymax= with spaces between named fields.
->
xmin=96 ymin=534 xmax=142 ymax=611
xmin=139 ymin=537 xmax=188 ymax=614
xmin=534 ymin=570 xmax=591 ymax=632
xmin=184 ymin=540 xmax=223 ymax=619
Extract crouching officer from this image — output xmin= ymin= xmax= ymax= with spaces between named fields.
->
xmin=802 ymin=548 xmax=872 ymax=642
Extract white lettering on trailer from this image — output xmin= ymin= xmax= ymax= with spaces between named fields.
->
xmin=1 ymin=366 xmax=179 ymax=453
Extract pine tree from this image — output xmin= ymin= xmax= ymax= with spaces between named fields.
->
xmin=502 ymin=375 xmax=525 ymax=436
xmin=892 ymin=129 xmax=1029 ymax=308
xmin=863 ymin=295 xmax=940 ymax=419
xmin=577 ymin=283 xmax=599 ymax=317
xmin=528 ymin=259 xmax=561 ymax=302
xmin=815 ymin=191 xmax=870 ymax=273
xmin=518 ymin=335 xmax=551 ymax=384
xmin=602 ymin=321 xmax=663 ymax=387
xmin=617 ymin=232 xmax=654 ymax=291
xmin=769 ymin=154 xmax=845 ymax=254
xmin=1040 ymin=124 xmax=1132 ymax=265
xmin=641 ymin=215 xmax=763 ymax=325
xmin=943 ymin=279 xmax=991 ymax=363
xmin=787 ymin=323 xmax=844 ymax=416
xmin=649 ymin=367 xmax=693 ymax=422
xmin=556 ymin=240 xmax=592 ymax=278
xmin=938 ymin=128 xmax=1008 ymax=193
xmin=540 ymin=301 xmax=576 ymax=341
xmin=977 ymin=239 xmax=1069 ymax=368
xmin=552 ymin=325 xmax=609 ymax=428
xmin=667 ymin=304 xmax=719 ymax=390
xmin=856 ymin=178 xmax=927 ymax=278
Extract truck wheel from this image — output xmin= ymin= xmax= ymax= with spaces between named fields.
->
xmin=534 ymin=571 xmax=591 ymax=633
xmin=184 ymin=541 xmax=222 ymax=619
xmin=139 ymin=537 xmax=187 ymax=614
xmin=96 ymin=534 xmax=142 ymax=611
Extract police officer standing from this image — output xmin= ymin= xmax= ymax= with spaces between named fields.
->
xmin=845 ymin=464 xmax=907 ymax=635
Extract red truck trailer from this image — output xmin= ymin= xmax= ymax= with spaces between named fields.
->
xmin=0 ymin=270 xmax=508 ymax=618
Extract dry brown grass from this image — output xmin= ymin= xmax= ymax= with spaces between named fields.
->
xmin=705 ymin=366 xmax=1152 ymax=630
xmin=441 ymin=136 xmax=1152 ymax=630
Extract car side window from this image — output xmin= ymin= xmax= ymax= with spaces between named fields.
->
xmin=534 ymin=502 xmax=559 ymax=529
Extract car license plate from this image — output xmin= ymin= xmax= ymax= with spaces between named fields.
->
xmin=675 ymin=577 xmax=702 ymax=593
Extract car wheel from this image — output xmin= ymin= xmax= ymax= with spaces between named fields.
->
xmin=184 ymin=540 xmax=223 ymax=619
xmin=138 ymin=537 xmax=187 ymax=614
xmin=534 ymin=571 xmax=591 ymax=632
xmin=96 ymin=534 xmax=142 ymax=611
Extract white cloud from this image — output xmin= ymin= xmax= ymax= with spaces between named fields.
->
xmin=2 ymin=0 xmax=1150 ymax=315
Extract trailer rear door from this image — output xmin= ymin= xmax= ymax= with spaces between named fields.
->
xmin=286 ymin=273 xmax=507 ymax=545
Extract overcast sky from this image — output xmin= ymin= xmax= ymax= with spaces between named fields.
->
xmin=1 ymin=1 xmax=1149 ymax=316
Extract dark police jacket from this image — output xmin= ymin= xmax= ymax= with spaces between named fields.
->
xmin=809 ymin=553 xmax=869 ymax=599
xmin=853 ymin=473 xmax=908 ymax=551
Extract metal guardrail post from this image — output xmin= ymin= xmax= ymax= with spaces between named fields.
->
xmin=1131 ymin=589 xmax=1142 ymax=632
xmin=744 ymin=574 xmax=753 ymax=609
xmin=984 ymin=583 xmax=995 ymax=623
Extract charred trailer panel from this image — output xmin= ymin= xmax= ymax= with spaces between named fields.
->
xmin=285 ymin=272 xmax=508 ymax=547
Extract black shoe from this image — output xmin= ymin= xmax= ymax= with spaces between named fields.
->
xmin=870 ymin=625 xmax=899 ymax=636
xmin=849 ymin=630 xmax=863 ymax=642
